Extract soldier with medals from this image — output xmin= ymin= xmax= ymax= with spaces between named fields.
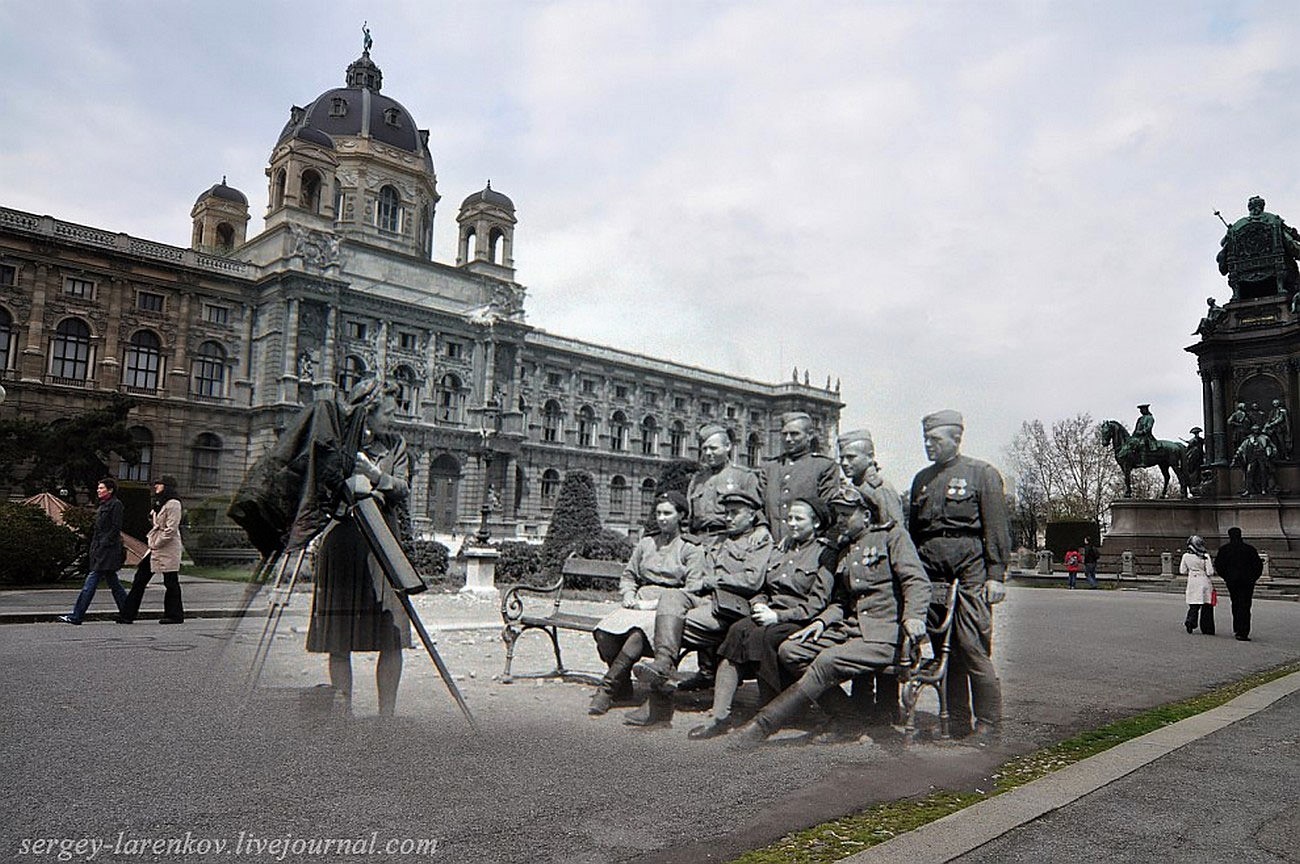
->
xmin=686 ymin=423 xmax=764 ymax=540
xmin=762 ymin=411 xmax=839 ymax=544
xmin=908 ymin=410 xmax=1009 ymax=744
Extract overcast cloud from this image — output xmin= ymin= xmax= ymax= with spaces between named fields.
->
xmin=3 ymin=1 xmax=1298 ymax=484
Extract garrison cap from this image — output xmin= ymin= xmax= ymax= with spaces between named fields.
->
xmin=827 ymin=483 xmax=868 ymax=509
xmin=718 ymin=489 xmax=762 ymax=510
xmin=697 ymin=422 xmax=731 ymax=444
xmin=779 ymin=411 xmax=813 ymax=429
xmin=836 ymin=428 xmax=875 ymax=450
xmin=921 ymin=410 xmax=964 ymax=433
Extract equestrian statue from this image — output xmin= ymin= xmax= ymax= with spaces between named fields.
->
xmin=1099 ymin=407 xmax=1192 ymax=499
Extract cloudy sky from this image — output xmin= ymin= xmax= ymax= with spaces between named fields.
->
xmin=3 ymin=1 xmax=1298 ymax=483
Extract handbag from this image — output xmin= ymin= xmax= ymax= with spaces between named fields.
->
xmin=712 ymin=586 xmax=751 ymax=622
xmin=1210 ymin=588 xmax=1218 ymax=607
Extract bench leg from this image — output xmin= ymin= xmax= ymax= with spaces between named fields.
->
xmin=546 ymin=626 xmax=566 ymax=676
xmin=935 ymin=667 xmax=951 ymax=740
xmin=501 ymin=626 xmax=520 ymax=684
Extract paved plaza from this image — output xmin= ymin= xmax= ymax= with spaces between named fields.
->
xmin=2 ymin=584 xmax=1298 ymax=864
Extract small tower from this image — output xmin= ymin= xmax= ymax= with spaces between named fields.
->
xmin=190 ymin=177 xmax=250 ymax=254
xmin=457 ymin=181 xmax=517 ymax=280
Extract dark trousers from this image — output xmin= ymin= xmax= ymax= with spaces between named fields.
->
xmin=121 ymin=558 xmax=184 ymax=623
xmin=1185 ymin=603 xmax=1215 ymax=635
xmin=1225 ymin=581 xmax=1256 ymax=638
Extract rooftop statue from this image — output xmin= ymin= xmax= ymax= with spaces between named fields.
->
xmin=1216 ymin=196 xmax=1300 ymax=299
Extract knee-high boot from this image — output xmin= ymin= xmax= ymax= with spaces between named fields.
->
xmin=730 ymin=682 xmax=817 ymax=749
xmin=590 ymin=633 xmax=642 ymax=715
xmin=635 ymin=613 xmax=686 ymax=690
xmin=623 ymin=688 xmax=674 ymax=727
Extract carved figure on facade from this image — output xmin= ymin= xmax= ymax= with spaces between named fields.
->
xmin=1193 ymin=297 xmax=1225 ymax=336
xmin=1216 ymin=196 xmax=1300 ymax=299
xmin=1263 ymin=398 xmax=1292 ymax=460
xmin=289 ymin=224 xmax=342 ymax=271
xmin=1233 ymin=425 xmax=1277 ymax=496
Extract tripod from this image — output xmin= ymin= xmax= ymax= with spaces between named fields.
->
xmin=242 ymin=491 xmax=478 ymax=732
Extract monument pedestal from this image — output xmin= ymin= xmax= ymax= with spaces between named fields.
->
xmin=1106 ymin=498 xmax=1300 ymax=554
xmin=460 ymin=546 xmax=501 ymax=599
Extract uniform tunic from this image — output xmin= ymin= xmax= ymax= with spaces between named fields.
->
xmin=761 ymin=451 xmax=839 ymax=544
xmin=594 ymin=534 xmax=697 ymax=641
xmin=856 ymin=465 xmax=905 ymax=526
xmin=687 ymin=463 xmax=765 ymax=535
xmin=654 ymin=525 xmax=774 ymax=654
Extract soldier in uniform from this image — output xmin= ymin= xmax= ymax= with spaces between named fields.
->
xmin=686 ymin=423 xmax=765 ymax=538
xmin=729 ymin=485 xmax=930 ymax=749
xmin=1119 ymin=404 xmax=1156 ymax=462
xmin=626 ymin=489 xmax=773 ymax=727
xmin=908 ymin=410 xmax=1009 ymax=744
xmin=762 ymin=411 xmax=840 ymax=544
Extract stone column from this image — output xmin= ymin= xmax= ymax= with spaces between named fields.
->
xmin=19 ymin=263 xmax=48 ymax=382
xmin=1202 ymin=367 xmax=1216 ymax=463
xmin=280 ymin=296 xmax=299 ymax=402
xmin=1210 ymin=369 xmax=1227 ymax=464
xmin=97 ymin=277 xmax=125 ymax=390
xmin=167 ymin=293 xmax=193 ymax=399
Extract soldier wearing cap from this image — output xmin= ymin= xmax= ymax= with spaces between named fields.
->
xmin=730 ymin=483 xmax=930 ymax=748
xmin=762 ymin=411 xmax=839 ymax=544
xmin=908 ymin=410 xmax=1009 ymax=743
xmin=627 ymin=488 xmax=773 ymax=727
xmin=687 ymin=423 xmax=765 ymax=538
xmin=836 ymin=428 xmax=905 ymax=526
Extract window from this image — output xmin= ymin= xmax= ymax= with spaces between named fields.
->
xmin=190 ymin=432 xmax=222 ymax=488
xmin=546 ymin=371 xmax=563 ymax=388
xmin=445 ymin=340 xmax=463 ymax=359
xmin=0 ymin=307 xmax=13 ymax=371
xmin=542 ymin=400 xmax=563 ymax=443
xmin=674 ymin=396 xmax=688 ymax=412
xmin=610 ymin=411 xmax=629 ymax=452
xmin=399 ymin=332 xmax=419 ymax=351
xmin=215 ymin=223 xmax=235 ymax=252
xmin=750 ymin=410 xmax=763 ymax=427
xmin=436 ymin=373 xmax=464 ymax=424
xmin=377 ymin=185 xmax=401 ymax=233
xmin=746 ymin=432 xmax=763 ymax=468
xmin=337 ymin=355 xmax=366 ymax=394
xmin=0 ymin=264 xmax=15 ymax=286
xmin=383 ymin=107 xmax=402 ymax=127
xmin=726 ymin=404 xmax=737 ymax=420
xmin=137 ymin=291 xmax=164 ymax=313
xmin=581 ymin=379 xmax=596 ymax=395
xmin=64 ymin=277 xmax=94 ymax=299
xmin=122 ymin=330 xmax=163 ymax=391
xmin=394 ymin=365 xmax=419 ymax=415
xmin=301 ymin=170 xmax=322 ymax=214
xmin=346 ymin=320 xmax=368 ymax=340
xmin=50 ymin=318 xmax=92 ymax=381
xmin=640 ymin=478 xmax=657 ymax=520
xmin=329 ymin=97 xmax=348 ymax=117
xmin=203 ymin=304 xmax=229 ymax=325
xmin=333 ymin=181 xmax=343 ymax=218
xmin=645 ymin=391 xmax=659 ymax=407
xmin=578 ymin=405 xmax=597 ymax=448
xmin=640 ymin=415 xmax=658 ymax=456
xmin=669 ymin=421 xmax=686 ymax=458
xmin=191 ymin=340 xmax=227 ymax=399
xmin=609 ymin=476 xmax=628 ymax=517
xmin=700 ymin=400 xmax=713 ymax=417
xmin=273 ymin=169 xmax=286 ymax=209
xmin=614 ymin=384 xmax=629 ymax=400
xmin=540 ymin=469 xmax=560 ymax=510
xmin=120 ymin=426 xmax=153 ymax=483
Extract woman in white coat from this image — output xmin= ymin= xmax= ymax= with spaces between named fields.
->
xmin=1180 ymin=535 xmax=1215 ymax=635
xmin=147 ymin=475 xmax=186 ymax=624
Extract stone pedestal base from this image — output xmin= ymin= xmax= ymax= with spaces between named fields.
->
xmin=460 ymin=546 xmax=501 ymax=599
xmin=1107 ymin=498 xmax=1300 ymax=554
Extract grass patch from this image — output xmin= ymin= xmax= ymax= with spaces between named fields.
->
xmin=731 ymin=660 xmax=1300 ymax=864
xmin=184 ymin=564 xmax=261 ymax=582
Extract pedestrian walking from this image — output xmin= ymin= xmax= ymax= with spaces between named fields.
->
xmin=1180 ymin=535 xmax=1216 ymax=635
xmin=119 ymin=476 xmax=186 ymax=624
xmin=57 ymin=477 xmax=128 ymax=625
xmin=1214 ymin=527 xmax=1263 ymax=641
xmin=1082 ymin=537 xmax=1100 ymax=589
xmin=1063 ymin=548 xmax=1083 ymax=589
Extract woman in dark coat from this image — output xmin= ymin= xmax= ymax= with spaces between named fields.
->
xmin=58 ymin=477 xmax=127 ymax=625
xmin=688 ymin=497 xmax=834 ymax=739
xmin=306 ymin=379 xmax=412 ymax=716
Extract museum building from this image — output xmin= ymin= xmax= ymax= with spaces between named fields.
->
xmin=0 ymin=45 xmax=841 ymax=539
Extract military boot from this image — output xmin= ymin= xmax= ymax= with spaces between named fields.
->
xmin=623 ymin=689 xmax=674 ymax=727
xmin=633 ymin=613 xmax=686 ymax=692
xmin=589 ymin=652 xmax=637 ymax=716
xmin=729 ymin=684 xmax=816 ymax=750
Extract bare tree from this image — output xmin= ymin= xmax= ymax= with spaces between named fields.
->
xmin=1006 ymin=413 xmax=1125 ymax=530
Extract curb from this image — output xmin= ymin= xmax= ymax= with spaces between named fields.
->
xmin=839 ymin=669 xmax=1300 ymax=863
xmin=0 ymin=609 xmax=255 ymax=626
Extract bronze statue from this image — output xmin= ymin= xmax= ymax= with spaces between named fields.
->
xmin=1227 ymin=402 xmax=1251 ymax=452
xmin=1182 ymin=427 xmax=1206 ymax=496
xmin=1117 ymin=404 xmax=1157 ymax=462
xmin=1264 ymin=399 xmax=1292 ymax=460
xmin=1193 ymin=297 xmax=1225 ymax=335
xmin=1234 ymin=425 xmax=1277 ymax=496
xmin=1216 ymin=196 xmax=1300 ymax=299
xmin=1099 ymin=418 xmax=1191 ymax=499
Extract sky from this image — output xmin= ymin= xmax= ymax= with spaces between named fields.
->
xmin=3 ymin=1 xmax=1299 ymax=485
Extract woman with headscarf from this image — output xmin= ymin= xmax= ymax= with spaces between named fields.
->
xmin=119 ymin=475 xmax=186 ymax=623
xmin=1180 ymin=534 xmax=1216 ymax=635
xmin=588 ymin=491 xmax=697 ymax=716
xmin=306 ymin=378 xmax=412 ymax=717
xmin=688 ymin=496 xmax=835 ymax=739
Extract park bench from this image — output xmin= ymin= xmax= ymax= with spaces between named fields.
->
xmin=499 ymin=556 xmax=624 ymax=684
xmin=895 ymin=578 xmax=960 ymax=743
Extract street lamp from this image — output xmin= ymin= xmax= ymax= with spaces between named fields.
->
xmin=474 ymin=400 xmax=502 ymax=545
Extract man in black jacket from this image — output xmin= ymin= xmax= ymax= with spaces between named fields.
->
xmin=58 ymin=477 xmax=127 ymax=625
xmin=1214 ymin=527 xmax=1264 ymax=641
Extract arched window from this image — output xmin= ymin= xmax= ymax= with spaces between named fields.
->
xmin=640 ymin=477 xmax=657 ymax=520
xmin=669 ymin=420 xmax=686 ymax=458
xmin=273 ymin=168 xmax=286 ymax=209
xmin=191 ymin=340 xmax=227 ymax=399
xmin=190 ymin=432 xmax=222 ymax=488
xmin=464 ymin=228 xmax=477 ymax=260
xmin=50 ymin=318 xmax=92 ymax=381
xmin=542 ymin=400 xmax=563 ymax=443
xmin=488 ymin=228 xmax=504 ymax=264
xmin=640 ymin=415 xmax=658 ymax=456
xmin=215 ymin=223 xmax=235 ymax=252
xmin=609 ymin=475 xmax=628 ymax=516
xmin=578 ymin=405 xmax=597 ymax=448
xmin=540 ymin=469 xmax=560 ymax=510
xmin=377 ymin=185 xmax=401 ymax=233
xmin=0 ymin=306 xmax=14 ymax=372
xmin=332 ymin=180 xmax=343 ymax=219
xmin=437 ymin=373 xmax=464 ymax=424
xmin=300 ymin=169 xmax=322 ymax=213
xmin=610 ymin=411 xmax=629 ymax=452
xmin=337 ymin=355 xmax=366 ymax=394
xmin=122 ymin=329 xmax=163 ymax=392
xmin=427 ymin=453 xmax=461 ymax=530
xmin=746 ymin=432 xmax=763 ymax=468
xmin=120 ymin=426 xmax=153 ymax=482
xmin=393 ymin=365 xmax=419 ymax=415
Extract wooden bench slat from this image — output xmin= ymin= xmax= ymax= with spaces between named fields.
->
xmin=519 ymin=613 xmax=602 ymax=630
xmin=560 ymin=558 xmax=624 ymax=579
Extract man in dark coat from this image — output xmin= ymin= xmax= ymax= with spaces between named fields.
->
xmin=58 ymin=477 xmax=127 ymax=625
xmin=762 ymin=411 xmax=839 ymax=544
xmin=1214 ymin=527 xmax=1264 ymax=641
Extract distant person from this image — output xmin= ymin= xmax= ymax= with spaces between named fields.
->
xmin=119 ymin=476 xmax=186 ymax=624
xmin=57 ymin=478 xmax=127 ymax=625
xmin=1063 ymin=547 xmax=1083 ymax=589
xmin=1082 ymin=537 xmax=1100 ymax=589
xmin=1180 ymin=535 xmax=1215 ymax=635
xmin=1214 ymin=528 xmax=1264 ymax=641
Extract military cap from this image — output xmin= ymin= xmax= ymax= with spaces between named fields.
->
xmin=718 ymin=489 xmax=762 ymax=510
xmin=792 ymin=495 xmax=832 ymax=530
xmin=779 ymin=411 xmax=813 ymax=429
xmin=921 ymin=410 xmax=964 ymax=433
xmin=836 ymin=428 xmax=874 ymax=450
xmin=827 ymin=483 xmax=868 ymax=509
xmin=1137 ymin=404 xmax=1151 ymax=411
xmin=697 ymin=422 xmax=731 ymax=443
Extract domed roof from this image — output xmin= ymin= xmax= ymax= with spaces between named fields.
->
xmin=293 ymin=126 xmax=335 ymax=148
xmin=194 ymin=177 xmax=248 ymax=207
xmin=460 ymin=181 xmax=514 ymax=211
